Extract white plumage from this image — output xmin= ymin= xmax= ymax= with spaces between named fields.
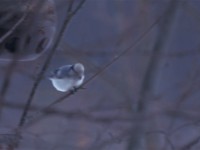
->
xmin=49 ymin=63 xmax=85 ymax=92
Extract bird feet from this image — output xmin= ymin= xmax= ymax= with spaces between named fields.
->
xmin=69 ymin=87 xmax=78 ymax=94
xmin=69 ymin=86 xmax=86 ymax=94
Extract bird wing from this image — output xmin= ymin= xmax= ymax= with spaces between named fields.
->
xmin=57 ymin=65 xmax=79 ymax=79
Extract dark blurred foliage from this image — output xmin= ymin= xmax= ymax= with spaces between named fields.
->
xmin=0 ymin=0 xmax=200 ymax=150
xmin=0 ymin=0 xmax=56 ymax=61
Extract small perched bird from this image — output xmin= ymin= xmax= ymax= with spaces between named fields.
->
xmin=48 ymin=63 xmax=85 ymax=92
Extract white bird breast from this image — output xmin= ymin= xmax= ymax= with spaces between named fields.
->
xmin=50 ymin=76 xmax=84 ymax=92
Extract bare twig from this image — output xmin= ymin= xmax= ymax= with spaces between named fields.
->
xmin=0 ymin=60 xmax=17 ymax=109
xmin=146 ymin=130 xmax=175 ymax=150
xmin=46 ymin=12 xmax=163 ymax=107
xmin=24 ymin=9 xmax=164 ymax=128
xmin=3 ymin=101 xmax=165 ymax=125
xmin=181 ymin=136 xmax=200 ymax=150
xmin=70 ymin=0 xmax=86 ymax=16
xmin=127 ymin=0 xmax=180 ymax=149
xmin=18 ymin=0 xmax=86 ymax=127
xmin=136 ymin=0 xmax=180 ymax=112
xmin=68 ymin=0 xmax=75 ymax=12
xmin=0 ymin=13 xmax=27 ymax=44
xmin=0 ymin=1 xmax=31 ymax=113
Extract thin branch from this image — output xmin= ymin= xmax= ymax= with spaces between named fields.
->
xmin=70 ymin=0 xmax=86 ymax=16
xmin=45 ymin=12 xmax=163 ymax=107
xmin=146 ymin=130 xmax=175 ymax=150
xmin=24 ymin=12 xmax=164 ymax=128
xmin=0 ymin=60 xmax=17 ymax=110
xmin=0 ymin=13 xmax=27 ymax=44
xmin=18 ymin=0 xmax=87 ymax=127
xmin=68 ymin=0 xmax=75 ymax=12
xmin=0 ymin=0 xmax=31 ymax=114
xmin=136 ymin=0 xmax=180 ymax=112
xmin=127 ymin=0 xmax=180 ymax=149
xmin=181 ymin=136 xmax=200 ymax=150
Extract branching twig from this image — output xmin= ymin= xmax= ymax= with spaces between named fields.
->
xmin=0 ymin=13 xmax=27 ymax=44
xmin=0 ymin=60 xmax=17 ymax=109
xmin=24 ymin=12 xmax=164 ymax=128
xmin=18 ymin=0 xmax=87 ymax=127
xmin=181 ymin=136 xmax=200 ymax=150
xmin=44 ymin=13 xmax=163 ymax=107
xmin=0 ymin=0 xmax=30 ymax=113
xmin=146 ymin=130 xmax=175 ymax=150
xmin=127 ymin=0 xmax=179 ymax=149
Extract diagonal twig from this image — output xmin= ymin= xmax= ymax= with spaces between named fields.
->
xmin=23 ymin=12 xmax=164 ymax=128
xmin=18 ymin=0 xmax=87 ymax=127
xmin=0 ymin=13 xmax=27 ymax=44
xmin=45 ymin=12 xmax=163 ymax=106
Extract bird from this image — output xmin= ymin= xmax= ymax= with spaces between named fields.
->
xmin=48 ymin=63 xmax=85 ymax=92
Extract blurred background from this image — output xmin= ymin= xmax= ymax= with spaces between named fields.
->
xmin=0 ymin=0 xmax=199 ymax=149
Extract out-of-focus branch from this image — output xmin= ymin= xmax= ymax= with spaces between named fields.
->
xmin=127 ymin=0 xmax=180 ymax=149
xmin=54 ymin=10 xmax=164 ymax=103
xmin=0 ymin=13 xmax=27 ymax=44
xmin=181 ymin=136 xmax=200 ymax=150
xmin=0 ymin=60 xmax=17 ymax=109
xmin=146 ymin=131 xmax=175 ymax=150
xmin=136 ymin=0 xmax=179 ymax=112
xmin=18 ymin=0 xmax=86 ymax=127
xmin=24 ymin=7 xmax=164 ymax=128
xmin=0 ymin=0 xmax=31 ymax=115
xmin=3 ymin=101 xmax=134 ymax=124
